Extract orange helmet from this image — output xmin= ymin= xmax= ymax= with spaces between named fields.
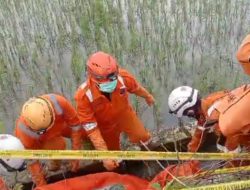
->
xmin=87 ymin=51 xmax=118 ymax=83
xmin=21 ymin=97 xmax=55 ymax=133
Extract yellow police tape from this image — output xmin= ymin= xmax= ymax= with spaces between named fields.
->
xmin=193 ymin=165 xmax=250 ymax=178
xmin=180 ymin=179 xmax=250 ymax=190
xmin=0 ymin=150 xmax=250 ymax=160
xmin=163 ymin=166 xmax=250 ymax=189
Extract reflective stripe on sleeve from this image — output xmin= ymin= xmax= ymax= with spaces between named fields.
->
xmin=83 ymin=122 xmax=97 ymax=131
xmin=71 ymin=125 xmax=82 ymax=131
xmin=48 ymin=94 xmax=63 ymax=115
xmin=86 ymin=89 xmax=93 ymax=102
xmin=118 ymin=76 xmax=125 ymax=89
xmin=18 ymin=123 xmax=40 ymax=139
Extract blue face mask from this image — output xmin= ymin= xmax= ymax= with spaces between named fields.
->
xmin=99 ymin=80 xmax=118 ymax=93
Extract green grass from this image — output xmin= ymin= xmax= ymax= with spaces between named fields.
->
xmin=0 ymin=121 xmax=6 ymax=133
xmin=0 ymin=0 xmax=249 ymax=130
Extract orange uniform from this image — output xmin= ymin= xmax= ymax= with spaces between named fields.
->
xmin=209 ymin=85 xmax=250 ymax=151
xmin=205 ymin=85 xmax=250 ymax=166
xmin=75 ymin=68 xmax=152 ymax=150
xmin=0 ymin=177 xmax=8 ymax=190
xmin=237 ymin=34 xmax=250 ymax=75
xmin=15 ymin=94 xmax=82 ymax=186
xmin=187 ymin=91 xmax=228 ymax=152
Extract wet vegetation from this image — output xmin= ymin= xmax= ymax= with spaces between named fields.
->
xmin=0 ymin=0 xmax=250 ymax=132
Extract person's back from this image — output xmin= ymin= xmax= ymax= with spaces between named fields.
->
xmin=211 ymin=84 xmax=250 ymax=137
xmin=197 ymin=90 xmax=228 ymax=125
xmin=188 ymin=90 xmax=228 ymax=152
xmin=204 ymin=85 xmax=250 ymax=166
xmin=237 ymin=34 xmax=250 ymax=75
xmin=15 ymin=94 xmax=82 ymax=186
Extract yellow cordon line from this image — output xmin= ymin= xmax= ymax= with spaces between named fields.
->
xmin=176 ymin=166 xmax=250 ymax=182
xmin=193 ymin=165 xmax=250 ymax=178
xmin=0 ymin=150 xmax=250 ymax=160
xmin=163 ymin=166 xmax=250 ymax=189
xmin=180 ymin=179 xmax=250 ymax=190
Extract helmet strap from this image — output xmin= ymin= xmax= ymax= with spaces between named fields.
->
xmin=0 ymin=159 xmax=26 ymax=172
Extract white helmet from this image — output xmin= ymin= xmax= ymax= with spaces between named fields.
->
xmin=0 ymin=134 xmax=26 ymax=174
xmin=168 ymin=86 xmax=199 ymax=117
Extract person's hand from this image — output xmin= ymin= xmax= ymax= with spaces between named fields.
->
xmin=145 ymin=94 xmax=155 ymax=106
xmin=103 ymin=160 xmax=119 ymax=171
xmin=70 ymin=160 xmax=80 ymax=172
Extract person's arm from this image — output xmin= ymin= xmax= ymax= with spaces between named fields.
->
xmin=120 ymin=69 xmax=155 ymax=106
xmin=15 ymin=119 xmax=47 ymax=186
xmin=188 ymin=128 xmax=207 ymax=152
xmin=225 ymin=135 xmax=241 ymax=152
xmin=237 ymin=35 xmax=250 ymax=63
xmin=56 ymin=95 xmax=82 ymax=151
xmin=74 ymin=89 xmax=119 ymax=170
xmin=74 ymin=89 xmax=106 ymax=149
xmin=27 ymin=160 xmax=47 ymax=186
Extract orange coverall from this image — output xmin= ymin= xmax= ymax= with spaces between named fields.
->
xmin=187 ymin=90 xmax=228 ymax=152
xmin=15 ymin=94 xmax=82 ymax=186
xmin=236 ymin=34 xmax=250 ymax=75
xmin=206 ymin=85 xmax=250 ymax=166
xmin=0 ymin=177 xmax=8 ymax=190
xmin=212 ymin=85 xmax=250 ymax=150
xmin=75 ymin=68 xmax=152 ymax=150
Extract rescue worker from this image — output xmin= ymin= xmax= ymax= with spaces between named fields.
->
xmin=236 ymin=34 xmax=250 ymax=75
xmin=15 ymin=94 xmax=82 ymax=187
xmin=208 ymin=84 xmax=250 ymax=153
xmin=168 ymin=85 xmax=250 ymax=166
xmin=168 ymin=86 xmax=228 ymax=152
xmin=75 ymin=51 xmax=155 ymax=171
xmin=0 ymin=134 xmax=26 ymax=190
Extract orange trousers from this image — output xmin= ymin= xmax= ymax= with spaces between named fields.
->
xmin=99 ymin=109 xmax=151 ymax=150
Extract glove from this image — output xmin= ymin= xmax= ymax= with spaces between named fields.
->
xmin=145 ymin=94 xmax=155 ymax=106
xmin=103 ymin=160 xmax=120 ymax=171
xmin=70 ymin=160 xmax=80 ymax=172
